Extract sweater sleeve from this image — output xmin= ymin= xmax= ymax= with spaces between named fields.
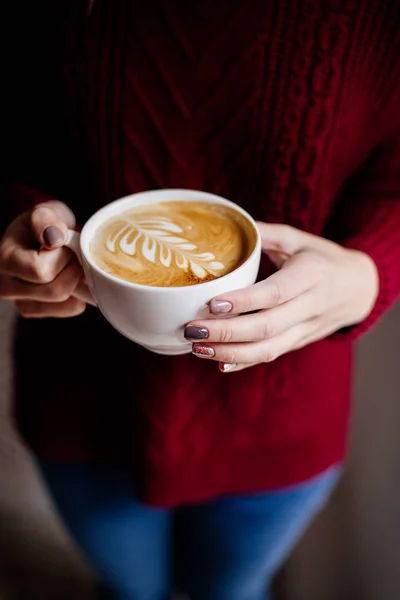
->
xmin=325 ymin=131 xmax=400 ymax=340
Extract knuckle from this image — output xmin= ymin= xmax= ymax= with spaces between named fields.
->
xmin=45 ymin=282 xmax=71 ymax=302
xmin=71 ymin=301 xmax=86 ymax=316
xmin=269 ymin=284 xmax=281 ymax=307
xmin=242 ymin=296 xmax=255 ymax=313
xmin=44 ymin=267 xmax=79 ymax=302
xmin=260 ymin=319 xmax=273 ymax=340
xmin=218 ymin=323 xmax=233 ymax=343
xmin=263 ymin=348 xmax=276 ymax=363
xmin=221 ymin=349 xmax=236 ymax=364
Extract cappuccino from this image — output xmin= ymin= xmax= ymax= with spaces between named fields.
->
xmin=89 ymin=201 xmax=256 ymax=287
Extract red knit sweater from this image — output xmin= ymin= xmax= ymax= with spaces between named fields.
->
xmin=2 ymin=1 xmax=400 ymax=506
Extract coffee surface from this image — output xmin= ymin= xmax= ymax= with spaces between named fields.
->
xmin=89 ymin=201 xmax=256 ymax=287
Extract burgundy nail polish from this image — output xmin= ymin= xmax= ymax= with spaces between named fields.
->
xmin=184 ymin=326 xmax=209 ymax=340
xmin=192 ymin=344 xmax=215 ymax=358
xmin=210 ymin=300 xmax=233 ymax=314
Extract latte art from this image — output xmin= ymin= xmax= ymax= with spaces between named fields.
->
xmin=90 ymin=201 xmax=256 ymax=287
xmin=106 ymin=216 xmax=225 ymax=279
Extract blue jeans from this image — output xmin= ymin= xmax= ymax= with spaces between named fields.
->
xmin=38 ymin=461 xmax=340 ymax=600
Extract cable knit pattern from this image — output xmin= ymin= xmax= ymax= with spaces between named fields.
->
xmin=3 ymin=0 xmax=400 ymax=505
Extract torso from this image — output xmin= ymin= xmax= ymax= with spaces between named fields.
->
xmin=11 ymin=0 xmax=400 ymax=505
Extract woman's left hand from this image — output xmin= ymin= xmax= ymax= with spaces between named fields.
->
xmin=185 ymin=223 xmax=379 ymax=373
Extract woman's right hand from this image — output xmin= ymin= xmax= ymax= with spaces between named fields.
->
xmin=0 ymin=201 xmax=88 ymax=318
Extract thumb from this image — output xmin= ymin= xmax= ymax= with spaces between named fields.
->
xmin=256 ymin=223 xmax=311 ymax=256
xmin=30 ymin=201 xmax=76 ymax=249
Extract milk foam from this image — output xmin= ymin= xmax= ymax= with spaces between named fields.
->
xmin=90 ymin=201 xmax=255 ymax=287
xmin=105 ymin=216 xmax=225 ymax=279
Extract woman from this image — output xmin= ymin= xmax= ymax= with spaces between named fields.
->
xmin=1 ymin=2 xmax=400 ymax=599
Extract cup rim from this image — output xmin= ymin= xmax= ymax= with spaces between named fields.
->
xmin=80 ymin=188 xmax=261 ymax=292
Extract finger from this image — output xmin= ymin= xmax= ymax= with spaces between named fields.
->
xmin=209 ymin=258 xmax=314 ymax=315
xmin=0 ymin=261 xmax=82 ymax=302
xmin=0 ymin=202 xmax=76 ymax=282
xmin=191 ymin=323 xmax=310 ymax=365
xmin=3 ymin=245 xmax=74 ymax=283
xmin=257 ymin=223 xmax=306 ymax=254
xmin=219 ymin=361 xmax=257 ymax=373
xmin=218 ymin=314 xmax=339 ymax=374
xmin=218 ymin=319 xmax=325 ymax=373
xmin=30 ymin=201 xmax=76 ymax=248
xmin=15 ymin=297 xmax=86 ymax=318
xmin=256 ymin=222 xmax=313 ymax=255
xmin=186 ymin=292 xmax=316 ymax=343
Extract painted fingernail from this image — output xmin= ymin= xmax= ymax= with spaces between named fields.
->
xmin=221 ymin=362 xmax=237 ymax=373
xmin=210 ymin=300 xmax=233 ymax=314
xmin=192 ymin=344 xmax=215 ymax=358
xmin=43 ymin=226 xmax=64 ymax=247
xmin=184 ymin=326 xmax=209 ymax=340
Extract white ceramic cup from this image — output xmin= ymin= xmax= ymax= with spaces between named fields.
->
xmin=66 ymin=189 xmax=261 ymax=355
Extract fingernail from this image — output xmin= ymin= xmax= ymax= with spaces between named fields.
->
xmin=184 ymin=326 xmax=209 ymax=340
xmin=221 ymin=362 xmax=237 ymax=373
xmin=43 ymin=226 xmax=64 ymax=247
xmin=210 ymin=300 xmax=233 ymax=314
xmin=192 ymin=344 xmax=215 ymax=358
